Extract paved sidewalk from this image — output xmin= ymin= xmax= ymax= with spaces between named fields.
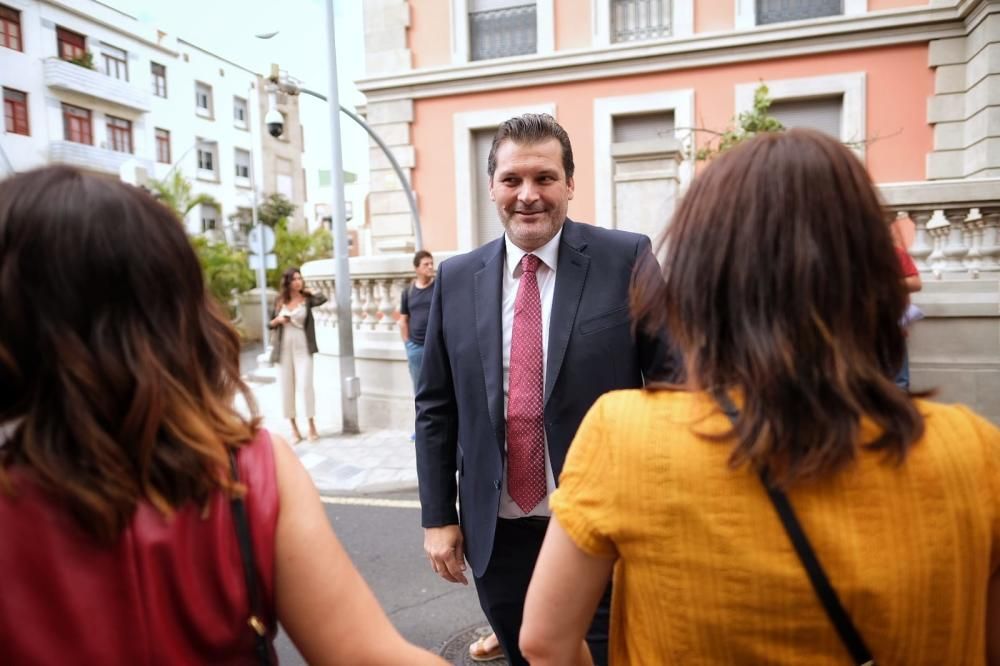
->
xmin=241 ymin=345 xmax=418 ymax=495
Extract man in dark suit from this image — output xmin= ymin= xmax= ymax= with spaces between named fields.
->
xmin=416 ymin=113 xmax=666 ymax=666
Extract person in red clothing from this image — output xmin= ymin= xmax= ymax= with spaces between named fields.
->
xmin=894 ymin=240 xmax=923 ymax=389
xmin=0 ymin=166 xmax=446 ymax=666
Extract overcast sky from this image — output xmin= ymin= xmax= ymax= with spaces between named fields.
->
xmin=107 ymin=0 xmax=368 ymax=181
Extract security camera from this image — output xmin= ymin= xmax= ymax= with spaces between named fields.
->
xmin=265 ymin=108 xmax=284 ymax=138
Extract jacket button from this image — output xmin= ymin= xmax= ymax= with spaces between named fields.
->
xmin=493 ymin=480 xmax=501 ymax=490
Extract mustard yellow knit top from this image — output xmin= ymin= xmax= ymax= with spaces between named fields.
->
xmin=550 ymin=390 xmax=1000 ymax=665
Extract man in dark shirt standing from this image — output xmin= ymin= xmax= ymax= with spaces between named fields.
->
xmin=399 ymin=250 xmax=435 ymax=394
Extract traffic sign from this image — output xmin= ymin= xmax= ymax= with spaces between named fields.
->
xmin=248 ymin=224 xmax=276 ymax=255
xmin=248 ymin=253 xmax=277 ymax=270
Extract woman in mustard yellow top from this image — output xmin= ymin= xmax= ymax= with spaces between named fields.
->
xmin=520 ymin=130 xmax=1000 ymax=665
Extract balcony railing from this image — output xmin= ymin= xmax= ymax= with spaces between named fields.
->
xmin=469 ymin=4 xmax=537 ymax=61
xmin=44 ymin=58 xmax=151 ymax=113
xmin=612 ymin=0 xmax=672 ymax=43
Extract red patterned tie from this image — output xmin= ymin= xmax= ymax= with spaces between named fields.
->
xmin=507 ymin=253 xmax=546 ymax=513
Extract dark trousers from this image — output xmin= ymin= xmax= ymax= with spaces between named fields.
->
xmin=473 ymin=517 xmax=612 ymax=666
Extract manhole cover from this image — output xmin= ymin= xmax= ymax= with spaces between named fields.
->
xmin=438 ymin=624 xmax=508 ymax=665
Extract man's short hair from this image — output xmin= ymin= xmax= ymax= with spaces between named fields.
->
xmin=413 ymin=249 xmax=433 ymax=267
xmin=487 ymin=113 xmax=575 ymax=181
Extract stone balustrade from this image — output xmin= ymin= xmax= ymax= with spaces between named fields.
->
xmin=301 ymin=252 xmax=458 ymax=431
xmin=879 ymin=179 xmax=1000 ymax=423
xmin=880 ymin=178 xmax=1000 ymax=279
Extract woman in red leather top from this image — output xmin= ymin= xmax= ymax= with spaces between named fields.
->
xmin=0 ymin=166 xmax=446 ymax=666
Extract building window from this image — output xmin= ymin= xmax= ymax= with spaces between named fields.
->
xmin=195 ymin=82 xmax=213 ymax=117
xmin=756 ymin=0 xmax=842 ymax=25
xmin=0 ymin=4 xmax=22 ymax=51
xmin=234 ymin=148 xmax=251 ymax=179
xmin=233 ymin=96 xmax=248 ymax=129
xmin=276 ymin=157 xmax=294 ymax=201
xmin=106 ymin=115 xmax=132 ymax=153
xmin=469 ymin=0 xmax=536 ymax=61
xmin=612 ymin=110 xmax=675 ymax=143
xmin=155 ymin=128 xmax=170 ymax=163
xmin=768 ymin=96 xmax=843 ymax=139
xmin=200 ymin=203 xmax=220 ymax=232
xmin=62 ymin=103 xmax=92 ymax=144
xmin=734 ymin=72 xmax=866 ymax=158
xmin=151 ymin=62 xmax=167 ymax=97
xmin=3 ymin=88 xmax=29 ymax=135
xmin=101 ymin=43 xmax=128 ymax=81
xmin=196 ymin=140 xmax=218 ymax=178
xmin=56 ymin=26 xmax=86 ymax=62
xmin=611 ymin=0 xmax=671 ymax=42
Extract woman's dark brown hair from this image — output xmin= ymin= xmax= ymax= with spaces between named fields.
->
xmin=278 ymin=266 xmax=302 ymax=306
xmin=632 ymin=129 xmax=925 ymax=486
xmin=0 ymin=166 xmax=259 ymax=542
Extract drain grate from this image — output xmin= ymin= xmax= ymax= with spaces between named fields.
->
xmin=437 ymin=624 xmax=508 ymax=665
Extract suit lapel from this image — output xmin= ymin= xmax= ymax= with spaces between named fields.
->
xmin=546 ymin=220 xmax=589 ymax=405
xmin=474 ymin=240 xmax=506 ymax=451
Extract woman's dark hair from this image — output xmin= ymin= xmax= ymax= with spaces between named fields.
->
xmin=0 ymin=166 xmax=259 ymax=542
xmin=632 ymin=129 xmax=925 ymax=486
xmin=279 ymin=266 xmax=302 ymax=305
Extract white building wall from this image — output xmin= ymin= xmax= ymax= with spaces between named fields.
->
xmin=0 ymin=0 xmax=270 ymax=240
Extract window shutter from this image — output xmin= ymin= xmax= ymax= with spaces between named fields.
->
xmin=756 ymin=0 xmax=842 ymax=25
xmin=612 ymin=111 xmax=675 ymax=143
xmin=768 ymin=96 xmax=843 ymax=139
xmin=474 ymin=129 xmax=505 ymax=247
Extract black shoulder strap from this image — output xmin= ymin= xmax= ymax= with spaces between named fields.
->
xmin=715 ymin=393 xmax=875 ymax=666
xmin=228 ymin=448 xmax=273 ymax=666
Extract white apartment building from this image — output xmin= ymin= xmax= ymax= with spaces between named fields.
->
xmin=0 ymin=0 xmax=305 ymax=239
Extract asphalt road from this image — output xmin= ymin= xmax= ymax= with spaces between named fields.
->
xmin=273 ymin=490 xmax=489 ymax=664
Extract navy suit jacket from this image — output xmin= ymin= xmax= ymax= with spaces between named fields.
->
xmin=415 ymin=219 xmax=667 ymax=577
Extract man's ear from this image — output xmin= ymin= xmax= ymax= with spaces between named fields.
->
xmin=567 ymin=176 xmax=575 ymax=200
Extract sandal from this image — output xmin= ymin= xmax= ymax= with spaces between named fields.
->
xmin=468 ymin=632 xmax=503 ymax=662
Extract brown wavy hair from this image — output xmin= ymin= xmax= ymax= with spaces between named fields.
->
xmin=278 ymin=266 xmax=302 ymax=306
xmin=631 ymin=129 xmax=925 ymax=486
xmin=0 ymin=166 xmax=259 ymax=543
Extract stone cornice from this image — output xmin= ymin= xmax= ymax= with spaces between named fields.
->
xmin=357 ymin=1 xmax=987 ymax=101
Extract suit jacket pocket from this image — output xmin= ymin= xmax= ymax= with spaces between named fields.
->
xmin=578 ymin=304 xmax=631 ymax=336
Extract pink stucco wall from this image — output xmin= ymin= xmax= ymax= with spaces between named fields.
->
xmin=555 ymin=0 xmax=592 ymax=51
xmin=405 ymin=1 xmax=931 ymax=70
xmin=695 ymin=0 xmax=735 ymax=34
xmin=409 ymin=0 xmax=452 ymax=70
xmin=410 ymin=44 xmax=933 ymax=252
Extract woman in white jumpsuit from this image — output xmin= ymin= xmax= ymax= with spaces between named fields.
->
xmin=269 ymin=267 xmax=327 ymax=442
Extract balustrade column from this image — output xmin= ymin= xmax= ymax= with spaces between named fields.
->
xmin=316 ymin=279 xmax=336 ymax=327
xmin=378 ymin=279 xmax=397 ymax=331
xmin=979 ymin=207 xmax=1000 ymax=275
xmin=363 ymin=279 xmax=379 ymax=330
xmin=940 ymin=208 xmax=971 ymax=275
xmin=907 ymin=210 xmax=934 ymax=273
xmin=351 ymin=280 xmax=364 ymax=330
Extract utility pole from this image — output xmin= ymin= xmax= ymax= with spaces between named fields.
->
xmin=322 ymin=0 xmax=359 ymax=433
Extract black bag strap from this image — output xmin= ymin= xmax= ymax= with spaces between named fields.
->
xmin=228 ymin=448 xmax=273 ymax=666
xmin=715 ymin=393 xmax=876 ymax=666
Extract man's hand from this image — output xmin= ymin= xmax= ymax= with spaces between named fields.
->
xmin=424 ymin=525 xmax=468 ymax=585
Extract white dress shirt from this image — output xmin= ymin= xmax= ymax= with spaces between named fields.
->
xmin=498 ymin=228 xmax=562 ymax=519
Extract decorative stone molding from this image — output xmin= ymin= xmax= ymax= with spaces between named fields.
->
xmin=927 ymin=7 xmax=1000 ymax=178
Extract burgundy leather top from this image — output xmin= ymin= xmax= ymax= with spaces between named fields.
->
xmin=0 ymin=429 xmax=279 ymax=665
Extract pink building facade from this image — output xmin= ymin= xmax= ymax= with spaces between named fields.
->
xmin=300 ymin=0 xmax=997 ymax=430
